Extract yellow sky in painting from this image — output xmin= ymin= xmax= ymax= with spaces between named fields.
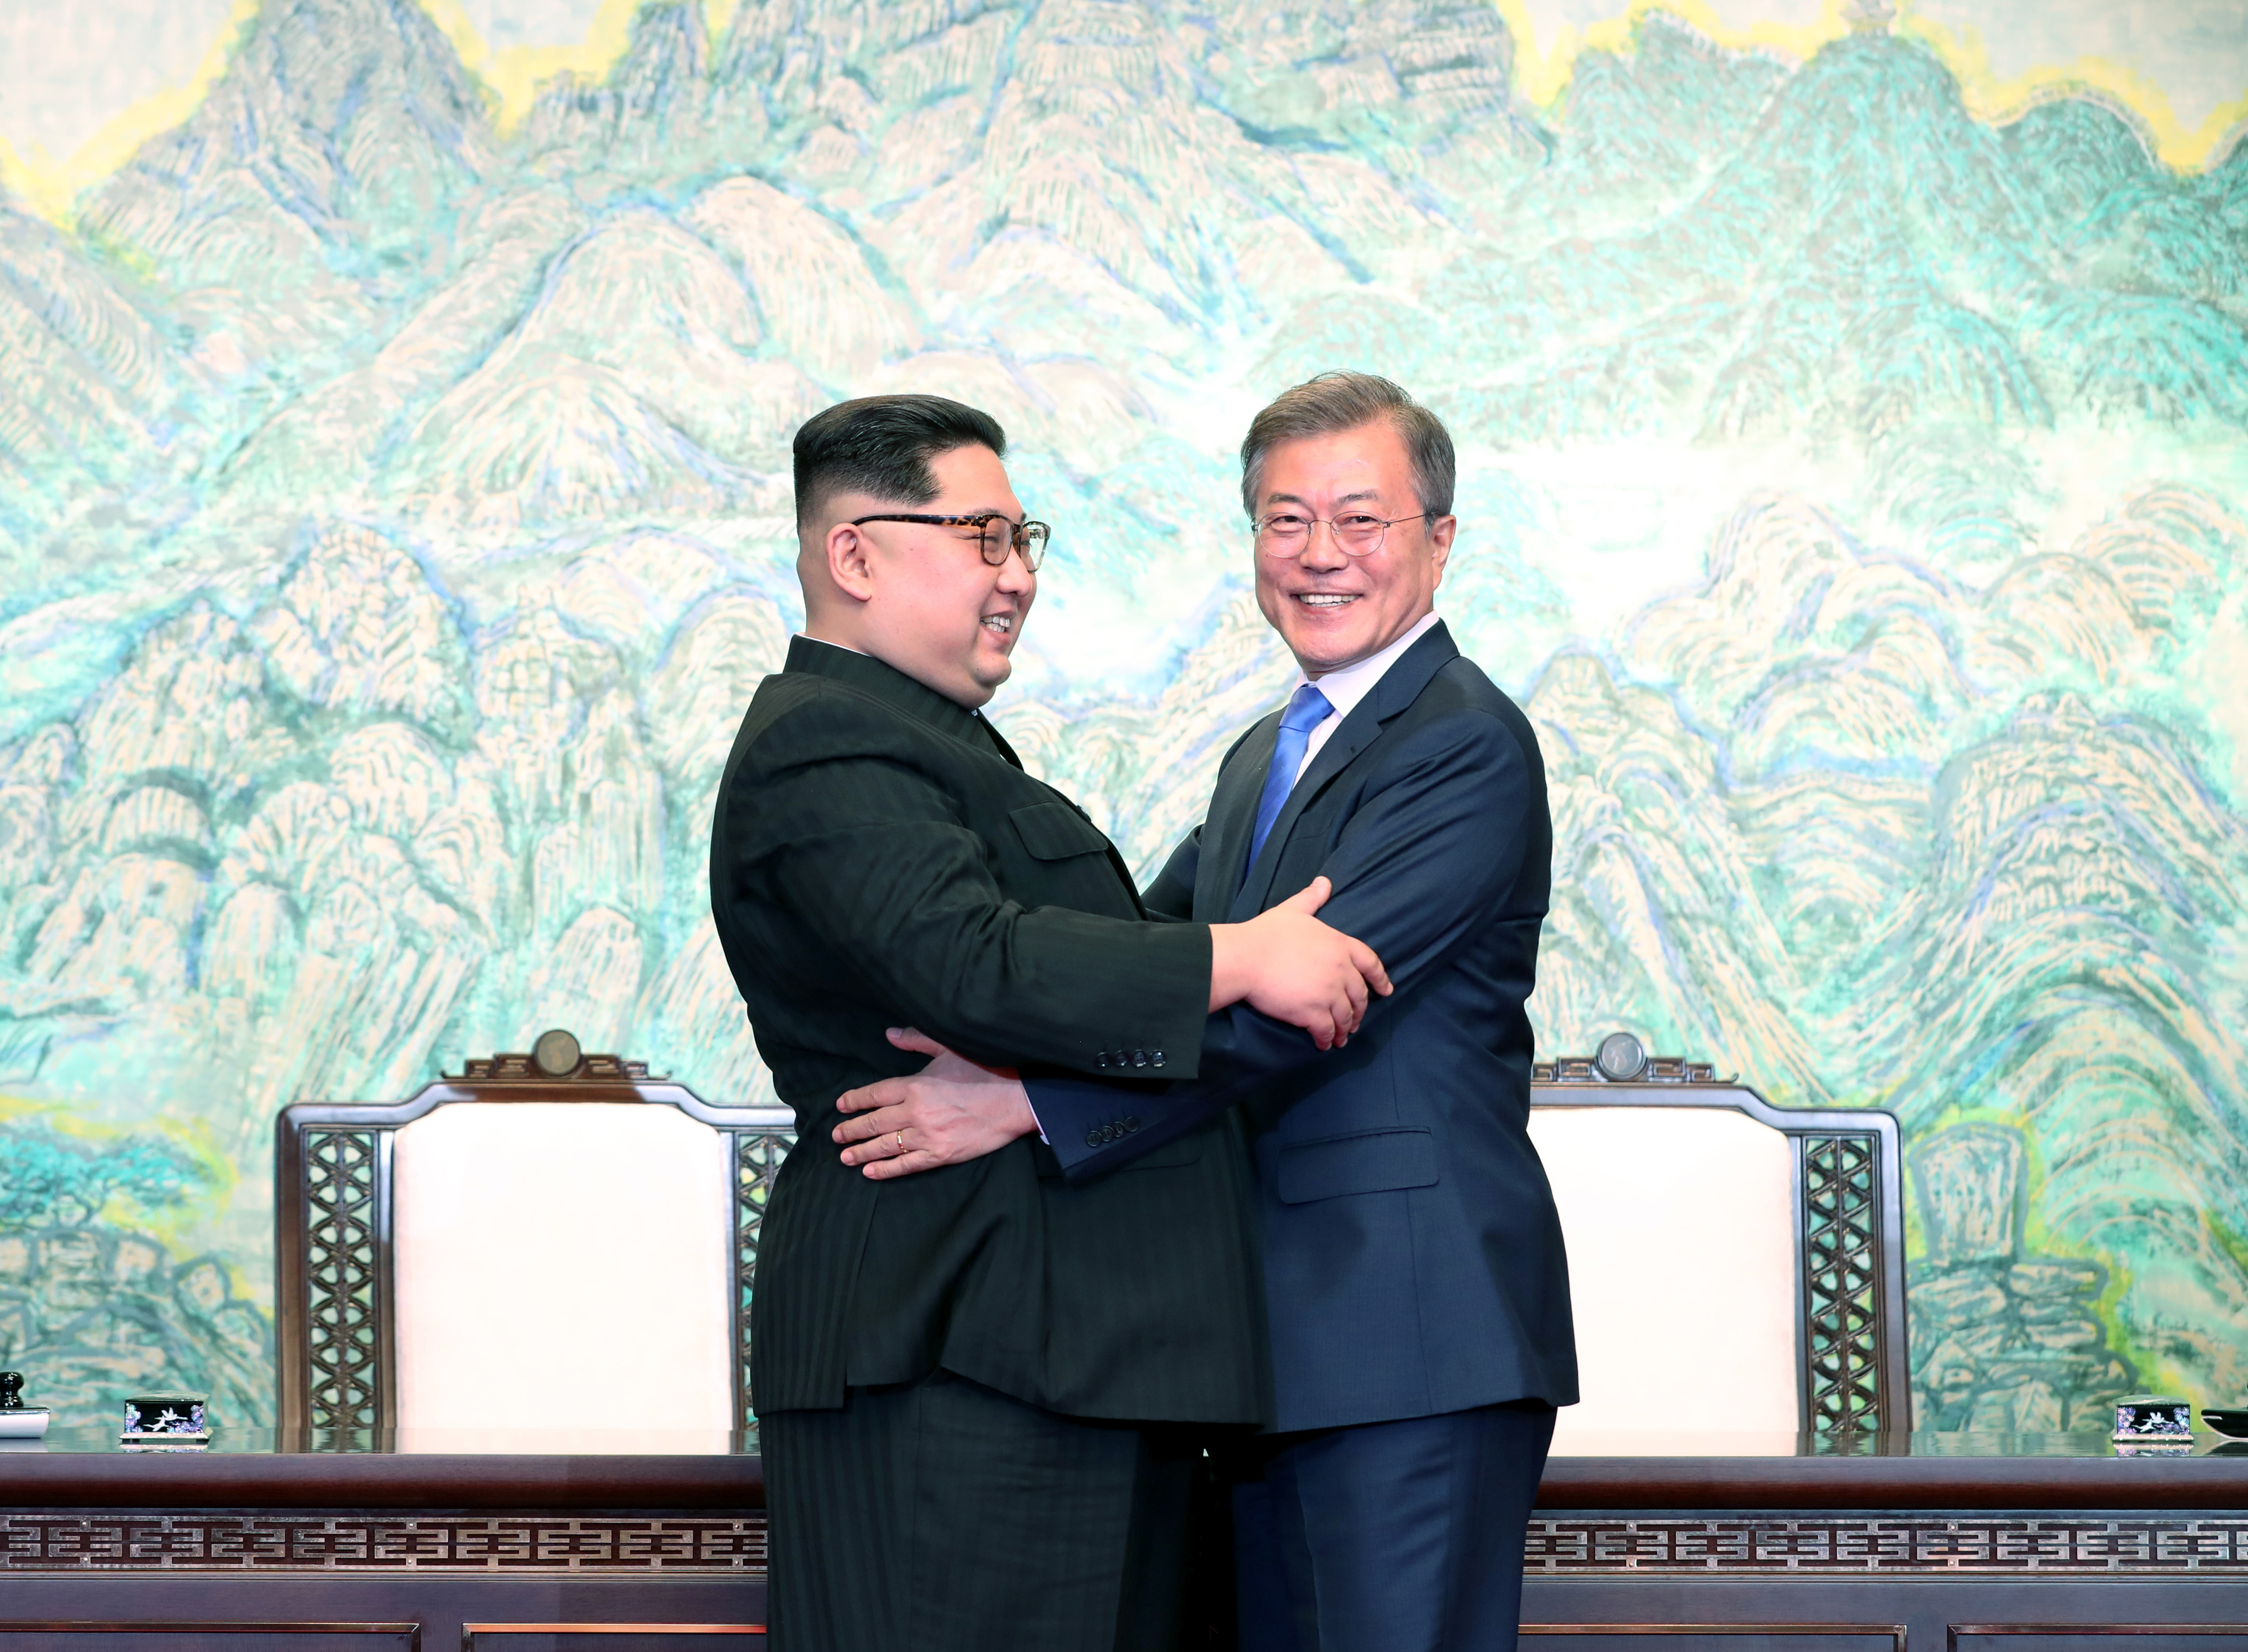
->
xmin=0 ymin=0 xmax=2241 ymax=227
xmin=0 ymin=0 xmax=257 ymax=224
xmin=416 ymin=0 xmax=742 ymax=130
xmin=1495 ymin=0 xmax=2248 ymax=169
xmin=1898 ymin=2 xmax=2248 ymax=171
xmin=0 ymin=0 xmax=735 ymax=220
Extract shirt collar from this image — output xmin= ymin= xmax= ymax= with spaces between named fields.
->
xmin=1294 ymin=611 xmax=1442 ymax=721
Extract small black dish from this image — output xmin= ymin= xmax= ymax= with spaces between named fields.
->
xmin=2200 ymin=1408 xmax=2248 ymax=1438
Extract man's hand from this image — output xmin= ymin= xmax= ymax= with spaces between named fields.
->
xmin=1208 ymin=876 xmax=1392 ymax=1049
xmin=833 ymin=1028 xmax=1038 ymax=1180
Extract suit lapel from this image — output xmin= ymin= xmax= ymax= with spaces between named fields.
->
xmin=1197 ymin=713 xmax=1279 ymax=922
xmin=976 ymin=712 xmax=1026 ymax=770
xmin=1231 ymin=622 xmax=1461 ymax=917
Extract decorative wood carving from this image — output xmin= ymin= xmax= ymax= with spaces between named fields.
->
xmin=1534 ymin=1055 xmax=1726 ymax=1085
xmin=446 ymin=1052 xmax=653 ymax=1084
xmin=17 ymin=1511 xmax=2248 ymax=1581
xmin=733 ymin=1133 xmax=793 ymax=1419
xmin=0 ymin=1513 xmax=765 ymax=1573
xmin=1527 ymin=1514 xmax=2248 ymax=1576
xmin=1802 ymin=1133 xmax=1888 ymax=1433
xmin=302 ymin=1130 xmax=384 ymax=1433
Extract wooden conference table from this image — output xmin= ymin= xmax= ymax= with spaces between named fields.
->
xmin=4 ymin=1427 xmax=2247 ymax=1648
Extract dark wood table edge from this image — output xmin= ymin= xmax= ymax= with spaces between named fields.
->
xmin=0 ymin=1454 xmax=767 ymax=1510
xmin=1536 ymin=1454 xmax=2248 ymax=1511
xmin=9 ymin=1451 xmax=2248 ymax=1513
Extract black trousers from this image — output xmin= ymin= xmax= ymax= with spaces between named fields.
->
xmin=1229 ymin=1400 xmax=1557 ymax=1652
xmin=761 ymin=1370 xmax=1213 ymax=1652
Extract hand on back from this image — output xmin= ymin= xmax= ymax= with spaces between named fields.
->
xmin=833 ymin=1028 xmax=1036 ymax=1179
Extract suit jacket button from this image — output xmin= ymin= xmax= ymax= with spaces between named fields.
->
xmin=1131 ymin=1049 xmax=1148 ymax=1067
xmin=1123 ymin=1116 xmax=1140 ymax=1132
xmin=1095 ymin=1052 xmax=1110 ymax=1069
xmin=1151 ymin=1050 xmax=1165 ymax=1067
xmin=1085 ymin=1128 xmax=1103 ymax=1148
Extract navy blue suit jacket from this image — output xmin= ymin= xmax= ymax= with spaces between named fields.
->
xmin=1027 ymin=621 xmax=1578 ymax=1430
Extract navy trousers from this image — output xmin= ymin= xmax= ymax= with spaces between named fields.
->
xmin=1229 ymin=1400 xmax=1557 ymax=1652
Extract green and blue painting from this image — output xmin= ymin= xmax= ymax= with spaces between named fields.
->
xmin=2 ymin=0 xmax=2247 ymax=1430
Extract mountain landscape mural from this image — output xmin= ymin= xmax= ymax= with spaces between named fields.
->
xmin=2 ymin=0 xmax=2247 ymax=1433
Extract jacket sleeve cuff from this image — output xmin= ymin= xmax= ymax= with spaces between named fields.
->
xmin=1023 ymin=1073 xmax=1190 ymax=1178
xmin=1036 ymin=921 xmax=1212 ymax=1080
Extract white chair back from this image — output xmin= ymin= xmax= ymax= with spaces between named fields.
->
xmin=1530 ymin=1106 xmax=1798 ymax=1440
xmin=391 ymin=1101 xmax=736 ymax=1431
xmin=1529 ymin=1053 xmax=1910 ymax=1439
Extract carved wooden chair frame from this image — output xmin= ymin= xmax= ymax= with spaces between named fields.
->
xmin=1534 ymin=1047 xmax=1912 ymax=1433
xmin=274 ymin=1043 xmax=796 ymax=1438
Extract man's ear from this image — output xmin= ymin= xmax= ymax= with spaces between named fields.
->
xmin=827 ymin=522 xmax=876 ymax=604
xmin=1426 ymin=514 xmax=1457 ymax=586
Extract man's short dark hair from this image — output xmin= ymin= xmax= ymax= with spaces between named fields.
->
xmin=1240 ymin=371 xmax=1455 ymax=521
xmin=792 ymin=395 xmax=1008 ymax=530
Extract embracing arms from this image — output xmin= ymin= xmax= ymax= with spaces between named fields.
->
xmin=718 ymin=686 xmax=1386 ymax=1110
xmin=832 ymin=704 xmax=1542 ymax=1179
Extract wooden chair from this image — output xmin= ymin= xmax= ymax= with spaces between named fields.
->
xmin=1530 ymin=1034 xmax=1910 ymax=1438
xmin=275 ymin=1031 xmax=796 ymax=1438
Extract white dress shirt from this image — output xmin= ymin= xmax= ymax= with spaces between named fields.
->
xmin=1286 ymin=611 xmax=1441 ymax=784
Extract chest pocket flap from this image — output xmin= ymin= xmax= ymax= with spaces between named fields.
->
xmin=1010 ymin=802 xmax=1112 ymax=861
xmin=1277 ymin=1128 xmax=1439 ymax=1204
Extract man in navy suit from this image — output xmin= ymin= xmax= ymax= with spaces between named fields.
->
xmin=834 ymin=371 xmax=1576 ymax=1650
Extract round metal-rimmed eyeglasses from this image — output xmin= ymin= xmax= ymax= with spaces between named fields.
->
xmin=851 ymin=513 xmax=1051 ymax=571
xmin=1252 ymin=510 xmax=1428 ymax=558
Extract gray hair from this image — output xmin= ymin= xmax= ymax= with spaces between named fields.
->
xmin=1239 ymin=371 xmax=1456 ymax=521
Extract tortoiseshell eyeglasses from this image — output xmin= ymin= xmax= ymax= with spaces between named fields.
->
xmin=851 ymin=513 xmax=1050 ymax=571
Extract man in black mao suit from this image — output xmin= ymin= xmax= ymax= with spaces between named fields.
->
xmin=709 ymin=395 xmax=1388 ymax=1652
xmin=837 ymin=374 xmax=1575 ymax=1650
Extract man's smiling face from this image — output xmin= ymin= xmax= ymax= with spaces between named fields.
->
xmin=1251 ymin=420 xmax=1455 ymax=677
xmin=836 ymin=443 xmax=1035 ymax=708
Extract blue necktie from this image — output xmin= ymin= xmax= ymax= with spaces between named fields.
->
xmin=1246 ymin=682 xmax=1334 ymax=877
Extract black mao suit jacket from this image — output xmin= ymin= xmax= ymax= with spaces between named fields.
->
xmin=711 ymin=638 xmax=1264 ymax=1425
xmin=1028 ymin=622 xmax=1578 ymax=1431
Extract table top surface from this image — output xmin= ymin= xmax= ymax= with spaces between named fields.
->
xmin=2 ymin=1427 xmax=2246 ymax=1511
xmin=6 ymin=1425 xmax=763 ymax=1457
xmin=6 ymin=1425 xmax=2241 ymax=1457
xmin=1548 ymin=1427 xmax=2248 ymax=1459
